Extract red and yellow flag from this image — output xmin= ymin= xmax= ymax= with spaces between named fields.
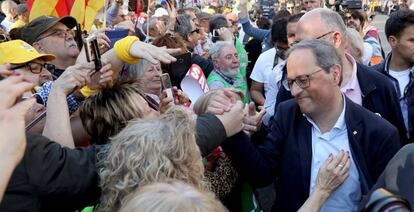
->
xmin=27 ymin=0 xmax=104 ymax=31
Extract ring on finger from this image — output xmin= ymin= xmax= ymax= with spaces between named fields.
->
xmin=337 ymin=164 xmax=344 ymax=170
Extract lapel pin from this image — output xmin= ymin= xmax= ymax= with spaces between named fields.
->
xmin=353 ymin=131 xmax=357 ymax=135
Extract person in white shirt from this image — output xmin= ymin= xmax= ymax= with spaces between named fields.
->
xmin=250 ymin=18 xmax=288 ymax=107
xmin=0 ymin=0 xmax=17 ymax=32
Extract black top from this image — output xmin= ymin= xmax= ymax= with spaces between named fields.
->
xmin=0 ymin=133 xmax=101 ymax=212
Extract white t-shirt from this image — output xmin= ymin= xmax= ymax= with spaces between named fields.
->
xmin=262 ymin=60 xmax=286 ymax=126
xmin=250 ymin=48 xmax=283 ymax=98
xmin=0 ymin=18 xmax=13 ymax=32
xmin=389 ymin=68 xmax=411 ymax=131
xmin=389 ymin=69 xmax=410 ymax=96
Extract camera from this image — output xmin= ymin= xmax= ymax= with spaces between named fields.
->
xmin=362 ymin=188 xmax=411 ymax=212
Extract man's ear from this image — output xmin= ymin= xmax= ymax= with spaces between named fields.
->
xmin=388 ymin=35 xmax=398 ymax=49
xmin=332 ymin=31 xmax=342 ymax=49
xmin=212 ymin=58 xmax=221 ymax=70
xmin=331 ymin=64 xmax=342 ymax=85
xmin=32 ymin=41 xmax=44 ymax=53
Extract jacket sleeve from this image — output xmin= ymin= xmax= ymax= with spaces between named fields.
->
xmin=196 ymin=113 xmax=227 ymax=157
xmin=239 ymin=17 xmax=271 ymax=41
xmin=371 ymin=127 xmax=401 ymax=182
xmin=383 ymin=78 xmax=407 ymax=145
xmin=25 ymin=133 xmax=100 ymax=209
xmin=221 ymin=106 xmax=287 ymax=188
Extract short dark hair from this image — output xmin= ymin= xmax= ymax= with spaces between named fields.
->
xmin=209 ymin=15 xmax=228 ymax=34
xmin=256 ymin=17 xmax=271 ymax=29
xmin=385 ymin=10 xmax=414 ymax=39
xmin=271 ymin=17 xmax=288 ymax=44
xmin=287 ymin=12 xmax=304 ymax=23
xmin=272 ymin=9 xmax=291 ymax=23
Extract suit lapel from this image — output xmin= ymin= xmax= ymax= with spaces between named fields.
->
xmin=297 ymin=115 xmax=313 ymax=193
xmin=344 ymin=98 xmax=372 ymax=193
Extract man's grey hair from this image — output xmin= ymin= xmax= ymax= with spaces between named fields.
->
xmin=209 ymin=41 xmax=234 ymax=61
xmin=287 ymin=39 xmax=342 ymax=73
xmin=174 ymin=14 xmax=192 ymax=40
xmin=318 ymin=9 xmax=347 ymax=43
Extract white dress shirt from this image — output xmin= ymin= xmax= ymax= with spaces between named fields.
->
xmin=305 ymin=97 xmax=361 ymax=212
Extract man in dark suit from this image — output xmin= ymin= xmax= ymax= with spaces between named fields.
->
xmin=222 ymin=39 xmax=401 ymax=211
xmin=274 ymin=8 xmax=407 ymax=145
xmin=372 ymin=10 xmax=414 ymax=143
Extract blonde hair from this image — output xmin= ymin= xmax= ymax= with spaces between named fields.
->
xmin=98 ymin=106 xmax=207 ymax=212
xmin=119 ymin=180 xmax=228 ymax=212
xmin=79 ymin=80 xmax=147 ymax=144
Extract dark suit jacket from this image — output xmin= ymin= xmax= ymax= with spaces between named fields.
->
xmin=222 ymin=97 xmax=401 ymax=212
xmin=275 ymin=63 xmax=406 ymax=145
xmin=372 ymin=60 xmax=414 ymax=143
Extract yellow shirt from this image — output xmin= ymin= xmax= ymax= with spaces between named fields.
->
xmin=10 ymin=19 xmax=27 ymax=30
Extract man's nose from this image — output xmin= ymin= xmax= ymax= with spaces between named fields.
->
xmin=290 ymin=82 xmax=303 ymax=97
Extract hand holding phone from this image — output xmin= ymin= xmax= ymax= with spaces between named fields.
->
xmin=161 ymin=73 xmax=174 ymax=103
xmin=83 ymin=35 xmax=102 ymax=75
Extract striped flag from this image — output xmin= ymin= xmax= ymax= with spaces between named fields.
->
xmin=27 ymin=0 xmax=105 ymax=31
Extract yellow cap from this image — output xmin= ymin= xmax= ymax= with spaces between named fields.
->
xmin=0 ymin=40 xmax=56 ymax=64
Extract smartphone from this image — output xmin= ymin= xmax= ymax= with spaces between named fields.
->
xmin=83 ymin=35 xmax=102 ymax=75
xmin=161 ymin=73 xmax=174 ymax=103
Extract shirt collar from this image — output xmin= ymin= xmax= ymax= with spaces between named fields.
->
xmin=213 ymin=69 xmax=235 ymax=85
xmin=304 ymin=94 xmax=347 ymax=133
xmin=341 ymin=53 xmax=358 ymax=92
xmin=384 ymin=53 xmax=414 ymax=74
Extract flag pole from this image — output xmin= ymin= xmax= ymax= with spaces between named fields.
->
xmin=146 ymin=0 xmax=151 ymax=42
xmin=103 ymin=0 xmax=108 ymax=29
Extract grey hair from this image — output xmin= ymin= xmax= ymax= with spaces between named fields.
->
xmin=119 ymin=180 xmax=227 ymax=212
xmin=123 ymin=59 xmax=152 ymax=79
xmin=175 ymin=14 xmax=192 ymax=39
xmin=315 ymin=8 xmax=347 ymax=44
xmin=345 ymin=28 xmax=364 ymax=63
xmin=287 ymin=39 xmax=342 ymax=73
xmin=209 ymin=41 xmax=234 ymax=61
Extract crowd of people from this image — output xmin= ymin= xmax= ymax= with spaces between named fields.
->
xmin=0 ymin=0 xmax=414 ymax=211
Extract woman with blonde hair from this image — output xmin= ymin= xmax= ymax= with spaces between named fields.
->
xmin=119 ymin=181 xmax=227 ymax=212
xmin=79 ymin=79 xmax=160 ymax=144
xmin=98 ymin=106 xmax=206 ymax=212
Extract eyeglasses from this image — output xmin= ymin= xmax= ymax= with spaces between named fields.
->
xmin=282 ymin=69 xmax=324 ymax=91
xmin=10 ymin=62 xmax=53 ymax=74
xmin=291 ymin=31 xmax=335 ymax=46
xmin=190 ymin=28 xmax=200 ymax=34
xmin=315 ymin=31 xmax=334 ymax=40
xmin=35 ymin=29 xmax=75 ymax=42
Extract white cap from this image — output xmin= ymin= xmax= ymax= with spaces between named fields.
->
xmin=153 ymin=8 xmax=168 ymax=17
